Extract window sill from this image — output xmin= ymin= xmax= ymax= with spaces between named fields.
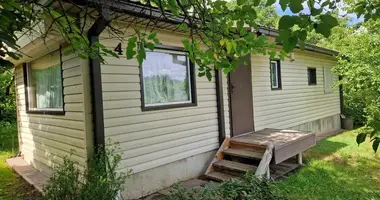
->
xmin=271 ymin=87 xmax=282 ymax=90
xmin=308 ymin=83 xmax=317 ymax=86
xmin=142 ymin=102 xmax=197 ymax=111
xmin=26 ymin=110 xmax=65 ymax=115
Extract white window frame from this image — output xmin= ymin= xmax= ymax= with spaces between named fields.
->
xmin=270 ymin=60 xmax=280 ymax=89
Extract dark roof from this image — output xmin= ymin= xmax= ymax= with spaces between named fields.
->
xmin=73 ymin=0 xmax=339 ymax=56
xmin=257 ymin=26 xmax=339 ymax=56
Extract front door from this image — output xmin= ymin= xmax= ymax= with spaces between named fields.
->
xmin=229 ymin=55 xmax=254 ymax=137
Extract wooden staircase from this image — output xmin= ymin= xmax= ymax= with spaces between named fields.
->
xmin=204 ymin=137 xmax=274 ymax=182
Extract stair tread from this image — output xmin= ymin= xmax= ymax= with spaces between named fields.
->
xmin=213 ymin=160 xmax=257 ymax=172
xmin=223 ymin=148 xmax=263 ymax=159
xmin=205 ymin=171 xmax=238 ymax=182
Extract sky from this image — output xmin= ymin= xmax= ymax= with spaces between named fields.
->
xmin=273 ymin=1 xmax=364 ymax=25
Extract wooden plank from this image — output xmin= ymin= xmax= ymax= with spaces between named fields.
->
xmin=204 ymin=137 xmax=230 ymax=174
xmin=213 ymin=160 xmax=257 ymax=173
xmin=223 ymin=148 xmax=263 ymax=160
xmin=255 ymin=142 xmax=273 ymax=179
xmin=205 ymin=171 xmax=237 ymax=182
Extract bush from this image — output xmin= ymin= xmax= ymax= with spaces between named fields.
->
xmin=0 ymin=70 xmax=16 ymax=123
xmin=42 ymin=143 xmax=131 ymax=200
xmin=165 ymin=172 xmax=287 ymax=200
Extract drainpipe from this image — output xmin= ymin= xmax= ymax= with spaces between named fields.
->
xmin=87 ymin=7 xmax=110 ymax=153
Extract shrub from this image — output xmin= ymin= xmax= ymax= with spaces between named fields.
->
xmin=42 ymin=143 xmax=131 ymax=200
xmin=0 ymin=70 xmax=16 ymax=123
xmin=165 ymin=172 xmax=287 ymax=200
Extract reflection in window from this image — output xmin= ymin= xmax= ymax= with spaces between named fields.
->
xmin=142 ymin=51 xmax=192 ymax=106
xmin=26 ymin=50 xmax=63 ymax=111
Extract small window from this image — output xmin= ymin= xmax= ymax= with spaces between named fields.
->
xmin=141 ymin=47 xmax=196 ymax=111
xmin=308 ymin=68 xmax=317 ymax=85
xmin=324 ymin=66 xmax=333 ymax=93
xmin=270 ymin=60 xmax=281 ymax=89
xmin=24 ymin=49 xmax=64 ymax=114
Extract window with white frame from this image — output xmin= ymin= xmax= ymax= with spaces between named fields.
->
xmin=324 ymin=66 xmax=333 ymax=93
xmin=24 ymin=49 xmax=64 ymax=114
xmin=270 ymin=60 xmax=281 ymax=89
xmin=141 ymin=47 xmax=196 ymax=111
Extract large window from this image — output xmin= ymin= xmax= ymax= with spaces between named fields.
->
xmin=141 ymin=47 xmax=196 ymax=111
xmin=24 ymin=49 xmax=64 ymax=114
xmin=270 ymin=60 xmax=282 ymax=90
xmin=308 ymin=68 xmax=317 ymax=85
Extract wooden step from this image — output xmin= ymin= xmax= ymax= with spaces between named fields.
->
xmin=213 ymin=160 xmax=257 ymax=173
xmin=205 ymin=171 xmax=238 ymax=182
xmin=223 ymin=148 xmax=263 ymax=160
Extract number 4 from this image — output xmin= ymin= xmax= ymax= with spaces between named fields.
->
xmin=114 ymin=43 xmax=123 ymax=55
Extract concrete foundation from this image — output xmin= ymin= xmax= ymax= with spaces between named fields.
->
xmin=121 ymin=150 xmax=216 ymax=199
xmin=288 ymin=114 xmax=341 ymax=136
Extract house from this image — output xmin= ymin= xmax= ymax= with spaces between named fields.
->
xmin=11 ymin=1 xmax=341 ymax=199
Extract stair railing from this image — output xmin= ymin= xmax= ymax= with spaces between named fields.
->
xmin=255 ymin=142 xmax=274 ymax=179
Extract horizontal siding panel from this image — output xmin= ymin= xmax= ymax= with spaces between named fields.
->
xmin=106 ymin=113 xmax=217 ymax=135
xmin=104 ymin=107 xmax=217 ymax=127
xmin=19 ymin=116 xmax=84 ymax=130
xmin=64 ymin=85 xmax=83 ymax=95
xmin=20 ymin=132 xmax=86 ymax=157
xmin=116 ymin=125 xmax=218 ymax=150
xmin=101 ymin=65 xmax=140 ymax=74
xmin=19 ymin=122 xmax=84 ymax=139
xmin=101 ymin=74 xmax=140 ymax=83
xmin=63 ymin=66 xmax=82 ymax=78
xmin=107 ymin=119 xmax=218 ymax=142
xmin=120 ymin=131 xmax=218 ymax=159
xmin=18 ymin=111 xmax=83 ymax=121
xmin=63 ymin=75 xmax=82 ymax=87
xmin=251 ymin=52 xmax=340 ymax=132
xmin=103 ymin=101 xmax=217 ymax=119
xmin=62 ymin=57 xmax=81 ymax=70
xmin=120 ymin=138 xmax=218 ymax=168
xmin=124 ymin=144 xmax=218 ymax=173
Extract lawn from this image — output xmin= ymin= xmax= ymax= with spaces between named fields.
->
xmin=0 ymin=122 xmax=41 ymax=200
xmin=273 ymin=129 xmax=380 ymax=200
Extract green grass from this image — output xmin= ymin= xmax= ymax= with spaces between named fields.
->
xmin=272 ymin=129 xmax=380 ymax=200
xmin=0 ymin=122 xmax=40 ymax=200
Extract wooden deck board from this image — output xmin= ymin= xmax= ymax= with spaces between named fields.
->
xmin=231 ymin=128 xmax=316 ymax=164
xmin=223 ymin=148 xmax=263 ymax=160
xmin=213 ymin=160 xmax=257 ymax=173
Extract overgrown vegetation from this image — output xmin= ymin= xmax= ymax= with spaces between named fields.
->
xmin=0 ymin=122 xmax=42 ymax=200
xmin=272 ymin=130 xmax=380 ymax=199
xmin=42 ymin=144 xmax=131 ymax=200
xmin=166 ymin=171 xmax=286 ymax=200
xmin=0 ymin=69 xmax=16 ymax=123
xmin=307 ymin=19 xmax=380 ymax=151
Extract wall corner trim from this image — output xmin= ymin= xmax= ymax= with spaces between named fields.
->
xmin=88 ymin=9 xmax=110 ymax=152
xmin=215 ymin=69 xmax=226 ymax=145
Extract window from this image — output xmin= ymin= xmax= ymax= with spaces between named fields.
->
xmin=308 ymin=68 xmax=317 ymax=85
xmin=324 ymin=66 xmax=333 ymax=93
xmin=140 ymin=47 xmax=196 ymax=111
xmin=24 ymin=49 xmax=64 ymax=114
xmin=270 ymin=60 xmax=281 ymax=89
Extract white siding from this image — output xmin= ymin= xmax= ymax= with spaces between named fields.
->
xmin=15 ymin=47 xmax=91 ymax=174
xmin=251 ymin=51 xmax=340 ymax=131
xmin=100 ymin=30 xmax=220 ymax=174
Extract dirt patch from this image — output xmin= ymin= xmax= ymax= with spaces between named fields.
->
xmin=2 ymin=174 xmax=42 ymax=200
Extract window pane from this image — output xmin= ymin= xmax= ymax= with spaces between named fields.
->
xmin=271 ymin=62 xmax=278 ymax=88
xmin=143 ymin=51 xmax=191 ymax=106
xmin=30 ymin=64 xmax=63 ymax=109
xmin=308 ymin=68 xmax=317 ymax=85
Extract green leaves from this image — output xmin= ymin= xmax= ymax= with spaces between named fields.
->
xmin=315 ymin=22 xmax=331 ymax=37
xmin=356 ymin=132 xmax=367 ymax=145
xmin=320 ymin=14 xmax=339 ymax=27
xmin=289 ymin=0 xmax=303 ymax=13
xmin=372 ymin=137 xmax=380 ymax=153
xmin=279 ymin=0 xmax=289 ymax=11
xmin=126 ymin=37 xmax=137 ymax=59
xmin=265 ymin=0 xmax=276 ymax=6
xmin=237 ymin=0 xmax=245 ymax=6
xmin=279 ymin=16 xmax=298 ymax=30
